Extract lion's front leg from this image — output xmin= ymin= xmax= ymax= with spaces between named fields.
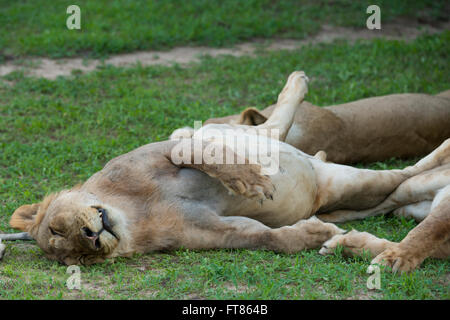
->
xmin=169 ymin=140 xmax=275 ymax=201
xmin=182 ymin=212 xmax=345 ymax=253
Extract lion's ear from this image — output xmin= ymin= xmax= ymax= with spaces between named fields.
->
xmin=239 ymin=107 xmax=268 ymax=126
xmin=10 ymin=203 xmax=41 ymax=232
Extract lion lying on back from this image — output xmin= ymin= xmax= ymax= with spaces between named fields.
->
xmin=6 ymin=71 xmax=450 ymax=273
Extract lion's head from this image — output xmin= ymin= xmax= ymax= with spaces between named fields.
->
xmin=10 ymin=189 xmax=126 ymax=265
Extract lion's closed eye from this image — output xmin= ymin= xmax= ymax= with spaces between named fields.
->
xmin=49 ymin=227 xmax=65 ymax=237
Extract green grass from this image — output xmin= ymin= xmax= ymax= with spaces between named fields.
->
xmin=0 ymin=0 xmax=448 ymax=60
xmin=1 ymin=32 xmax=450 ymax=299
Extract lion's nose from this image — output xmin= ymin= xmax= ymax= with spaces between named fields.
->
xmin=81 ymin=227 xmax=101 ymax=249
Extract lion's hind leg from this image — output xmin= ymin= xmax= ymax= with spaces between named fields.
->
xmin=393 ymin=201 xmax=431 ymax=222
xmin=319 ymin=230 xmax=394 ymax=258
xmin=317 ymin=164 xmax=450 ymax=223
xmin=255 ymin=71 xmax=309 ymax=141
xmin=371 ymin=184 xmax=450 ymax=272
xmin=320 ymin=184 xmax=450 ymax=272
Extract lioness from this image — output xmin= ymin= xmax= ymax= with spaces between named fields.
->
xmin=171 ymin=88 xmax=450 ymax=164
xmin=7 ymin=72 xmax=450 ymax=268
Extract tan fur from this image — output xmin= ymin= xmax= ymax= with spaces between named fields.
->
xmin=199 ymin=91 xmax=450 ymax=164
xmin=9 ymin=203 xmax=41 ymax=232
xmin=8 ymin=72 xmax=450 ymax=268
xmin=319 ymin=173 xmax=450 ymax=272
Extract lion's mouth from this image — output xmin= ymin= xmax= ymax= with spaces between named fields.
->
xmin=82 ymin=207 xmax=120 ymax=250
xmin=99 ymin=208 xmax=119 ymax=241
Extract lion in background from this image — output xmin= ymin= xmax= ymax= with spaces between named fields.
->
xmin=171 ymin=89 xmax=450 ymax=164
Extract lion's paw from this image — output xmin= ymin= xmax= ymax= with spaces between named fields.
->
xmin=319 ymin=232 xmax=351 ymax=256
xmin=371 ymin=246 xmax=423 ymax=273
xmin=170 ymin=127 xmax=195 ymax=140
xmin=288 ymin=71 xmax=309 ymax=95
xmin=222 ymin=164 xmax=275 ymax=202
xmin=319 ymin=230 xmax=388 ymax=258
xmin=287 ymin=70 xmax=309 ymax=84
xmin=278 ymin=71 xmax=309 ymax=104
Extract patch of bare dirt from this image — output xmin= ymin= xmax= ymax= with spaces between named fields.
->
xmin=223 ymin=282 xmax=252 ymax=294
xmin=1 ymin=21 xmax=449 ymax=80
xmin=63 ymin=277 xmax=109 ymax=300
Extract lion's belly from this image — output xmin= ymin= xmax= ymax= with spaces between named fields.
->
xmin=221 ymin=145 xmax=318 ymax=227
xmin=173 ymin=127 xmax=319 ymax=227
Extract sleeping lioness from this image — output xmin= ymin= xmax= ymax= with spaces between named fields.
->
xmin=8 ymin=72 xmax=450 ymax=270
xmin=171 ymin=88 xmax=450 ymax=164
